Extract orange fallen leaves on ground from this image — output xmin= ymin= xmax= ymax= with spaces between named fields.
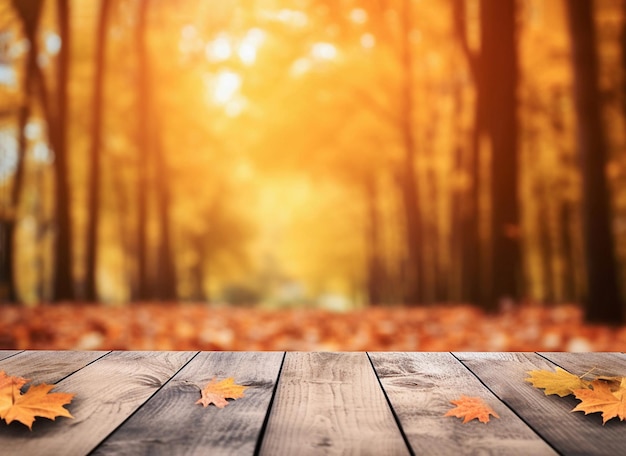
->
xmin=196 ymin=377 xmax=247 ymax=408
xmin=0 ymin=371 xmax=74 ymax=429
xmin=444 ymin=395 xmax=499 ymax=423
xmin=1 ymin=303 xmax=626 ymax=351
xmin=573 ymin=379 xmax=626 ymax=424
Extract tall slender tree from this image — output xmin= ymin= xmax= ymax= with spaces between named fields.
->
xmin=452 ymin=0 xmax=520 ymax=310
xmin=566 ymin=0 xmax=624 ymax=324
xmin=363 ymin=173 xmax=385 ymax=305
xmin=481 ymin=0 xmax=520 ymax=312
xmin=135 ymin=0 xmax=150 ymax=300
xmin=51 ymin=0 xmax=74 ymax=301
xmin=452 ymin=0 xmax=482 ymax=305
xmin=398 ymin=0 xmax=423 ymax=304
xmin=153 ymin=116 xmax=177 ymax=300
xmin=134 ymin=0 xmax=178 ymax=300
xmin=2 ymin=0 xmax=44 ymax=303
xmin=84 ymin=0 xmax=112 ymax=301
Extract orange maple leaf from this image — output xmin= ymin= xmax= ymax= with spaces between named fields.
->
xmin=572 ymin=379 xmax=626 ymax=424
xmin=0 ymin=371 xmax=29 ymax=417
xmin=444 ymin=395 xmax=500 ymax=423
xmin=0 ymin=371 xmax=74 ymax=429
xmin=196 ymin=377 xmax=247 ymax=409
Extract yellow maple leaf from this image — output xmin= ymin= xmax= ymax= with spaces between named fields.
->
xmin=0 ymin=371 xmax=74 ymax=429
xmin=196 ymin=377 xmax=247 ymax=409
xmin=525 ymin=367 xmax=591 ymax=397
xmin=572 ymin=379 xmax=626 ymax=424
xmin=444 ymin=395 xmax=499 ymax=423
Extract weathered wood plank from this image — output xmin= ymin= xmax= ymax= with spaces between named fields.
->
xmin=93 ymin=351 xmax=284 ymax=456
xmin=369 ymin=352 xmax=556 ymax=455
xmin=538 ymin=352 xmax=626 ymax=377
xmin=0 ymin=351 xmax=196 ymax=456
xmin=259 ymin=352 xmax=409 ymax=455
xmin=0 ymin=350 xmax=108 ymax=384
xmin=456 ymin=352 xmax=626 ymax=456
xmin=0 ymin=350 xmax=23 ymax=362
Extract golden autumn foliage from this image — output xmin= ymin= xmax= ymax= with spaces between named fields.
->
xmin=444 ymin=396 xmax=499 ymax=424
xmin=0 ymin=371 xmax=74 ymax=429
xmin=1 ymin=0 xmax=626 ymax=312
xmin=196 ymin=377 xmax=247 ymax=409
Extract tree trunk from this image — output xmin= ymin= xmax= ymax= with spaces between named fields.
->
xmin=84 ymin=0 xmax=111 ymax=302
xmin=153 ymin=117 xmax=177 ymax=301
xmin=566 ymin=0 xmax=624 ymax=324
xmin=559 ymin=202 xmax=576 ymax=302
xmin=135 ymin=0 xmax=150 ymax=301
xmin=398 ymin=0 xmax=422 ymax=305
xmin=364 ymin=174 xmax=385 ymax=305
xmin=452 ymin=0 xmax=482 ymax=305
xmin=481 ymin=0 xmax=520 ymax=312
xmin=2 ymin=2 xmax=43 ymax=304
xmin=51 ymin=0 xmax=74 ymax=301
xmin=622 ymin=0 xmax=626 ymax=118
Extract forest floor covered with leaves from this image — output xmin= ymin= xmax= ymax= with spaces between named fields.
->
xmin=0 ymin=303 xmax=625 ymax=352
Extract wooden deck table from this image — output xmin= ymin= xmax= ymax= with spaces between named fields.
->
xmin=0 ymin=351 xmax=624 ymax=455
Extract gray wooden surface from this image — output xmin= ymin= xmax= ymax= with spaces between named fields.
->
xmin=0 ymin=351 xmax=624 ymax=455
xmin=0 ymin=350 xmax=108 ymax=383
xmin=259 ymin=352 xmax=410 ymax=456
xmin=0 ymin=350 xmax=23 ymax=362
xmin=369 ymin=352 xmax=556 ymax=455
xmin=456 ymin=352 xmax=626 ymax=456
xmin=0 ymin=351 xmax=196 ymax=456
xmin=93 ymin=351 xmax=284 ymax=456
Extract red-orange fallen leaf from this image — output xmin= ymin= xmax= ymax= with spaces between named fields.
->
xmin=0 ymin=371 xmax=74 ymax=429
xmin=444 ymin=395 xmax=500 ymax=423
xmin=196 ymin=377 xmax=247 ymax=408
xmin=572 ymin=379 xmax=626 ymax=424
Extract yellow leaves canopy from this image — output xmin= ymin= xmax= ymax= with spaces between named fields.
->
xmin=196 ymin=377 xmax=247 ymax=409
xmin=0 ymin=371 xmax=74 ymax=429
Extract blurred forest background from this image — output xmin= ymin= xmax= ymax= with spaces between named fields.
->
xmin=1 ymin=0 xmax=626 ymax=351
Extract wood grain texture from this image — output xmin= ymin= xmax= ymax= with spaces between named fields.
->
xmin=0 ymin=350 xmax=23 ymax=362
xmin=259 ymin=352 xmax=409 ymax=456
xmin=0 ymin=351 xmax=196 ymax=456
xmin=93 ymin=351 xmax=284 ymax=456
xmin=0 ymin=350 xmax=108 ymax=383
xmin=539 ymin=352 xmax=626 ymax=377
xmin=369 ymin=352 xmax=556 ymax=456
xmin=456 ymin=352 xmax=626 ymax=456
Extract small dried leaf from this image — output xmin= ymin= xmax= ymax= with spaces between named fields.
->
xmin=444 ymin=395 xmax=499 ymax=423
xmin=196 ymin=377 xmax=247 ymax=409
